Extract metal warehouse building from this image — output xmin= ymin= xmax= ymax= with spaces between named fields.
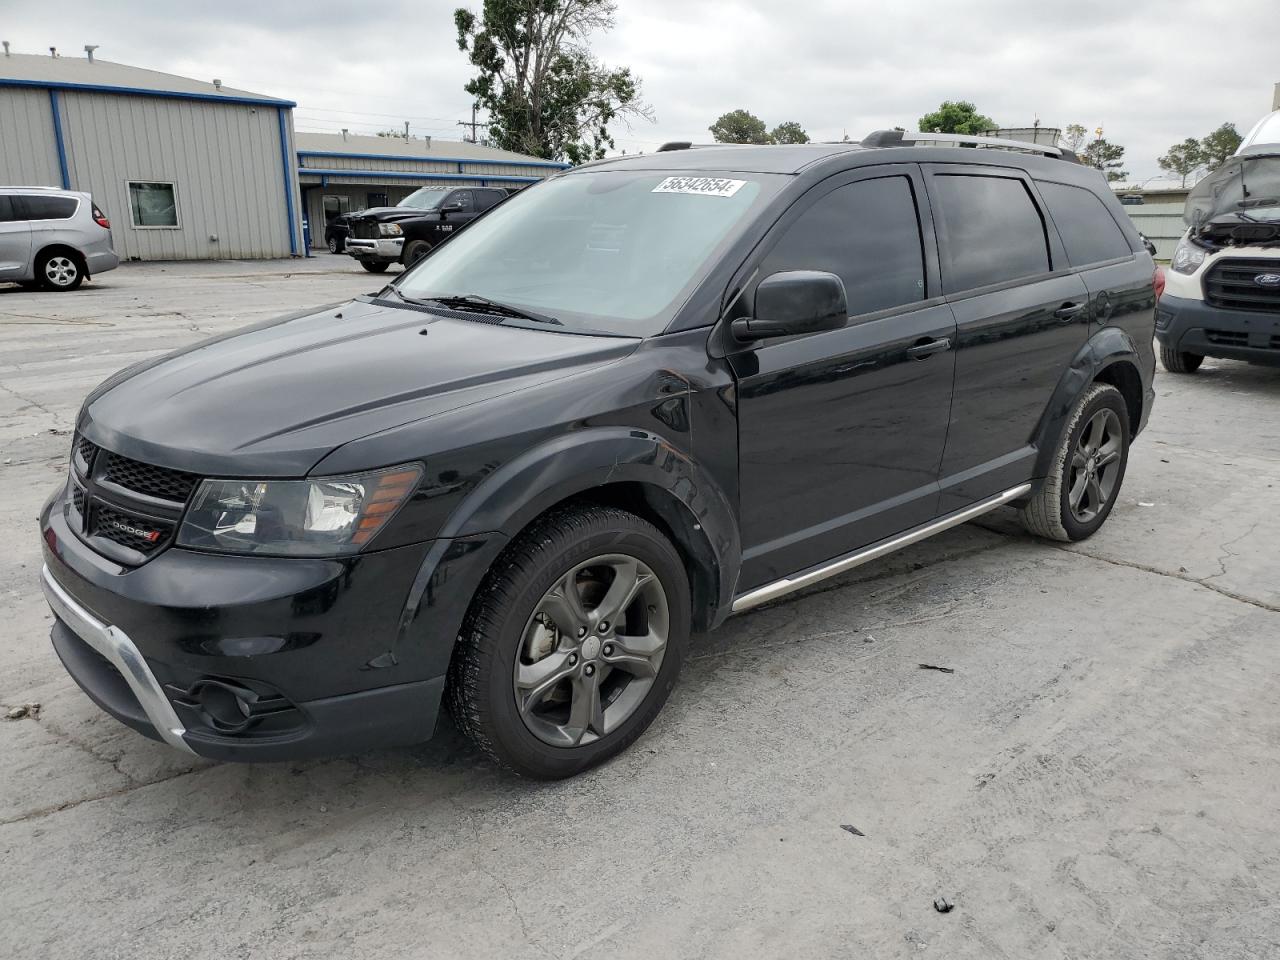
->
xmin=0 ymin=48 xmax=564 ymax=261
xmin=296 ymin=133 xmax=568 ymax=245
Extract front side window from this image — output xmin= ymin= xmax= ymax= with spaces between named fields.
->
xmin=448 ymin=191 xmax=474 ymax=211
xmin=127 ymin=181 xmax=178 ymax=227
xmin=399 ymin=186 xmax=448 ymax=211
xmin=396 ymin=171 xmax=778 ymax=335
xmin=933 ymin=174 xmax=1050 ymax=292
xmin=1037 ymin=180 xmax=1132 ymax=266
xmin=758 ymin=176 xmax=926 ymax=318
xmin=21 ymin=194 xmax=78 ymax=220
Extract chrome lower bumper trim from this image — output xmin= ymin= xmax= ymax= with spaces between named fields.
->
xmin=41 ymin=565 xmax=194 ymax=754
xmin=731 ymin=482 xmax=1033 ymax=613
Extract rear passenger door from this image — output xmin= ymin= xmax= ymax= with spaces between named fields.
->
xmin=0 ymin=195 xmax=32 ymax=279
xmin=730 ymin=166 xmax=957 ymax=589
xmin=923 ymin=165 xmax=1090 ymax=511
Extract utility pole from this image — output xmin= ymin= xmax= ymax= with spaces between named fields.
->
xmin=456 ymin=104 xmax=489 ymax=144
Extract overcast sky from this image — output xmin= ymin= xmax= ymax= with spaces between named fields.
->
xmin=3 ymin=0 xmax=1277 ymax=181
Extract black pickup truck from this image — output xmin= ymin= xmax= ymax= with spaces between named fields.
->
xmin=344 ymin=185 xmax=513 ymax=272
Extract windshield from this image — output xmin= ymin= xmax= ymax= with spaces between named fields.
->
xmin=1186 ymin=154 xmax=1280 ymax=225
xmin=398 ymin=186 xmax=449 ymax=211
xmin=395 ymin=170 xmax=777 ymax=335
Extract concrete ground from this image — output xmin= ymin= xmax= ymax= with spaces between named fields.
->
xmin=2 ymin=259 xmax=1278 ymax=960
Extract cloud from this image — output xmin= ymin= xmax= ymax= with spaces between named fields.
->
xmin=3 ymin=0 xmax=1276 ymax=177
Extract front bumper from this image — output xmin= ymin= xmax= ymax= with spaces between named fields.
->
xmin=345 ymin=237 xmax=403 ymax=261
xmin=1156 ymin=293 xmax=1280 ymax=366
xmin=39 ymin=488 xmax=463 ymax=761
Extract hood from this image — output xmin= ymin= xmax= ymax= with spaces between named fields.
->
xmin=352 ymin=206 xmax=434 ymax=222
xmin=80 ymin=297 xmax=637 ymax=477
xmin=1186 ymin=152 xmax=1280 ymax=229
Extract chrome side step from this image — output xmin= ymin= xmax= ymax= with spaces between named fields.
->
xmin=730 ymin=483 xmax=1032 ymax=614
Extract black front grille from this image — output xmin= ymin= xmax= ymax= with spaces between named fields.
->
xmin=67 ymin=433 xmax=202 ymax=566
xmin=100 ymin=452 xmax=198 ymax=503
xmin=1204 ymin=259 xmax=1280 ymax=313
xmin=91 ymin=503 xmax=171 ymax=555
xmin=350 ymin=219 xmax=380 ymax=240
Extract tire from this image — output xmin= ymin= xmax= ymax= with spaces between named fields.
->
xmin=359 ymin=260 xmax=390 ymax=273
xmin=1020 ymin=383 xmax=1130 ymax=542
xmin=37 ymin=251 xmax=83 ymax=291
xmin=448 ymin=504 xmax=691 ymax=779
xmin=1159 ymin=344 xmax=1203 ymax=374
xmin=401 ymin=240 xmax=432 ymax=266
xmin=327 ymin=236 xmax=340 ymax=254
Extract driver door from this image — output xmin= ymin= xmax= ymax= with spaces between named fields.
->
xmin=729 ymin=166 xmax=957 ymax=590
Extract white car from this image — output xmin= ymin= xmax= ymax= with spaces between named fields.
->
xmin=1156 ymin=109 xmax=1280 ymax=372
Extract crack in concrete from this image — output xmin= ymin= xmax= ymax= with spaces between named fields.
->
xmin=1203 ymin=523 xmax=1260 ymax=583
xmin=0 ymin=381 xmax=66 ymax=424
xmin=0 ymin=764 xmax=205 ymax=827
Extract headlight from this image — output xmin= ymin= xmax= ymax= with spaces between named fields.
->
xmin=378 ymin=222 xmax=403 ymax=237
xmin=176 ymin=464 xmax=421 ymax=557
xmin=1170 ymin=236 xmax=1207 ymax=275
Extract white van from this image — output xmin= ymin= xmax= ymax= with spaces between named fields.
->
xmin=1156 ymin=109 xmax=1280 ymax=372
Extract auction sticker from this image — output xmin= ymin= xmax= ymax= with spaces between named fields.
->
xmin=652 ymin=176 xmax=747 ymax=198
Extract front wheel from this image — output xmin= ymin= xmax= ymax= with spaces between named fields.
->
xmin=327 ymin=235 xmax=340 ymax=254
xmin=448 ymin=504 xmax=691 ymax=779
xmin=1020 ymin=383 xmax=1130 ymax=542
xmin=359 ymin=260 xmax=390 ymax=273
xmin=401 ymin=240 xmax=432 ymax=266
xmin=1159 ymin=344 xmax=1203 ymax=374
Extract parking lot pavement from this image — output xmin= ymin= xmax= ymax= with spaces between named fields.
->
xmin=3 ymin=260 xmax=1278 ymax=960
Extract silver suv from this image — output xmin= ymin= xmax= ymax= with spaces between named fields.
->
xmin=0 ymin=187 xmax=119 ymax=291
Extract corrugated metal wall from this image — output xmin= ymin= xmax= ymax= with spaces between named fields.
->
xmin=57 ymin=91 xmax=296 ymax=260
xmin=300 ymin=153 xmax=548 ymax=180
xmin=1122 ymin=202 xmax=1186 ymax=260
xmin=0 ymin=88 xmax=61 ymax=185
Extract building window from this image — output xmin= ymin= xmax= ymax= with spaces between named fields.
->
xmin=127 ymin=181 xmax=179 ymax=228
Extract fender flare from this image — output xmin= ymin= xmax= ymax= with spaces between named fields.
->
xmin=443 ymin=426 xmax=739 ymax=613
xmin=1031 ymin=326 xmax=1145 ymax=479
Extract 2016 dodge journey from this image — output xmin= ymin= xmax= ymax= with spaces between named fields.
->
xmin=40 ymin=132 xmax=1157 ymax=778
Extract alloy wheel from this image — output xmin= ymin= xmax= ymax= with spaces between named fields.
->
xmin=513 ymin=554 xmax=669 ymax=748
xmin=45 ymin=256 xmax=79 ymax=288
xmin=1068 ymin=408 xmax=1122 ymax=523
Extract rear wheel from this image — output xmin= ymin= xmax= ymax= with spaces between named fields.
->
xmin=1020 ymin=383 xmax=1130 ymax=542
xmin=37 ymin=251 xmax=83 ymax=291
xmin=327 ymin=235 xmax=340 ymax=254
xmin=359 ymin=260 xmax=390 ymax=273
xmin=448 ymin=504 xmax=691 ymax=779
xmin=1159 ymin=344 xmax=1203 ymax=374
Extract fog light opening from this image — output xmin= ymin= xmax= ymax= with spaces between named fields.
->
xmin=195 ymin=681 xmax=256 ymax=733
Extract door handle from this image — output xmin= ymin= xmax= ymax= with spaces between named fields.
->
xmin=905 ymin=337 xmax=951 ymax=360
xmin=1054 ymin=301 xmax=1087 ymax=322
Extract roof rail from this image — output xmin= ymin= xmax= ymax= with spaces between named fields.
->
xmin=861 ymin=129 xmax=1078 ymax=162
xmin=656 ymin=141 xmax=760 ymax=152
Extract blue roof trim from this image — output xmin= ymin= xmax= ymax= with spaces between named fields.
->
xmin=0 ymin=77 xmax=296 ymax=108
xmin=297 ymin=168 xmax=544 ymax=184
xmin=297 ymin=149 xmax=569 ymax=170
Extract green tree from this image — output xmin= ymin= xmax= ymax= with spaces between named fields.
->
xmin=1082 ymin=137 xmax=1129 ymax=182
xmin=769 ymin=121 xmax=810 ymax=144
xmin=454 ymin=0 xmax=652 ymax=164
xmin=1199 ymin=122 xmax=1243 ymax=172
xmin=1157 ymin=137 xmax=1205 ymax=187
xmin=1060 ymin=123 xmax=1088 ymax=153
xmin=709 ymin=109 xmax=770 ymax=144
xmin=918 ymin=100 xmax=996 ymax=135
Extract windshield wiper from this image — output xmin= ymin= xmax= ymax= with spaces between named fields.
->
xmin=426 ymin=294 xmax=562 ymax=326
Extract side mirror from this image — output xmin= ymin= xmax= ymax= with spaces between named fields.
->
xmin=441 ymin=201 xmax=465 ymax=216
xmin=731 ymin=270 xmax=848 ymax=342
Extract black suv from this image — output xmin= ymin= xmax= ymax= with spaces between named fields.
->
xmin=40 ymin=134 xmax=1156 ymax=778
xmin=344 ymin=185 xmax=512 ymax=272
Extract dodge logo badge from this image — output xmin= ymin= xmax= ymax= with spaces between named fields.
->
xmin=1255 ymin=273 xmax=1280 ymax=287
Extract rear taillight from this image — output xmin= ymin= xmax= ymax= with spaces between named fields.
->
xmin=1153 ymin=266 xmax=1165 ymax=300
xmin=91 ymin=203 xmax=110 ymax=229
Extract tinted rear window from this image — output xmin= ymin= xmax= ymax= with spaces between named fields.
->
xmin=933 ymin=175 xmax=1050 ymax=292
xmin=0 ymin=196 xmax=21 ymax=223
xmin=1037 ymin=180 xmax=1133 ymax=266
xmin=21 ymin=194 xmax=78 ymax=220
xmin=760 ymin=175 xmax=925 ymax=317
